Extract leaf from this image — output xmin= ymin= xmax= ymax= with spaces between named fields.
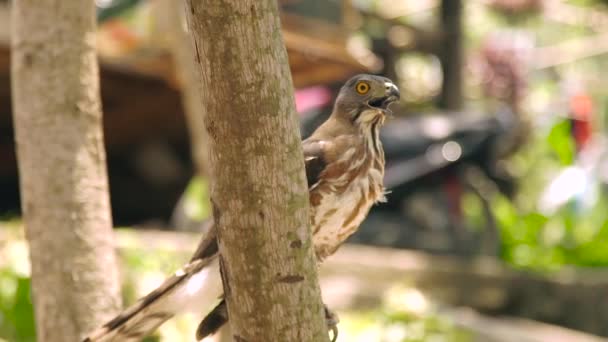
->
xmin=183 ymin=177 xmax=211 ymax=221
xmin=547 ymin=120 xmax=576 ymax=166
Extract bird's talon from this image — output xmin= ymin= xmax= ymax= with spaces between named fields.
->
xmin=324 ymin=305 xmax=339 ymax=342
xmin=329 ymin=324 xmax=339 ymax=342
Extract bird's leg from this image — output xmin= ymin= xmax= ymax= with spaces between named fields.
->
xmin=324 ymin=304 xmax=339 ymax=342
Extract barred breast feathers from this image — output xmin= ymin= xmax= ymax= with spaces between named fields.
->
xmin=309 ymin=121 xmax=386 ymax=260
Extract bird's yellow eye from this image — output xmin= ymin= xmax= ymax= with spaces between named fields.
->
xmin=355 ymin=81 xmax=370 ymax=95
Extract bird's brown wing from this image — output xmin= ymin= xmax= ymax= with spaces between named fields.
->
xmin=303 ymin=139 xmax=329 ymax=189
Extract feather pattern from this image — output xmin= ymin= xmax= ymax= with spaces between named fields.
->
xmin=307 ymin=109 xmax=386 ymax=261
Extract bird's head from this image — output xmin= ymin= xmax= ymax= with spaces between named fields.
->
xmin=333 ymin=74 xmax=400 ymax=127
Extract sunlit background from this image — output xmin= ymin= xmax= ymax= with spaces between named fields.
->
xmin=2 ymin=0 xmax=608 ymax=341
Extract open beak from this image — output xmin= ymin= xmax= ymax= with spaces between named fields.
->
xmin=368 ymin=82 xmax=400 ymax=115
xmin=385 ymin=82 xmax=400 ymax=103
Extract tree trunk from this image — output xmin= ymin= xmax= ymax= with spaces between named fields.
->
xmin=438 ymin=0 xmax=463 ymax=110
xmin=154 ymin=0 xmax=213 ymax=232
xmin=11 ymin=1 xmax=121 ymax=341
xmin=155 ymin=0 xmax=210 ymax=177
xmin=184 ymin=1 xmax=328 ymax=341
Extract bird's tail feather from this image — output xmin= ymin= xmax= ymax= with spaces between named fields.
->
xmin=196 ymin=299 xmax=228 ymax=341
xmin=83 ymin=255 xmax=222 ymax=342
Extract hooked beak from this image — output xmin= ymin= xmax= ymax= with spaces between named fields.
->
xmin=385 ymin=82 xmax=400 ymax=102
xmin=368 ymin=82 xmax=400 ymax=115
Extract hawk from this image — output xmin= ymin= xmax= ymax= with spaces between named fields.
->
xmin=84 ymin=74 xmax=400 ymax=342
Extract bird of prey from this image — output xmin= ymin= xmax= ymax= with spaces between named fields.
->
xmin=84 ymin=74 xmax=400 ymax=342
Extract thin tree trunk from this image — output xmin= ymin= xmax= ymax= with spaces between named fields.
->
xmin=157 ymin=3 xmax=225 ymax=340
xmin=154 ymin=0 xmax=213 ymax=231
xmin=156 ymin=0 xmax=210 ymax=177
xmin=184 ymin=1 xmax=328 ymax=341
xmin=11 ymin=1 xmax=121 ymax=341
xmin=438 ymin=0 xmax=463 ymax=110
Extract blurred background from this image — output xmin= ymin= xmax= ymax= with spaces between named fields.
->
xmin=3 ymin=0 xmax=608 ymax=341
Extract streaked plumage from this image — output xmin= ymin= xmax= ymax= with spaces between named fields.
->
xmin=305 ymin=113 xmax=386 ymax=260
xmin=83 ymin=74 xmax=399 ymax=342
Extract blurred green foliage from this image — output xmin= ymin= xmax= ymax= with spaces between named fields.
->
xmin=570 ymin=0 xmax=608 ymax=7
xmin=0 ymin=227 xmax=35 ymax=342
xmin=547 ymin=121 xmax=576 ymax=166
xmin=491 ymin=191 xmax=608 ymax=271
xmin=456 ymin=0 xmax=608 ymax=271
xmin=182 ymin=177 xmax=211 ymax=222
xmin=0 ymin=270 xmax=35 ymax=342
xmin=463 ymin=117 xmax=608 ymax=271
xmin=0 ymin=224 xmax=200 ymax=341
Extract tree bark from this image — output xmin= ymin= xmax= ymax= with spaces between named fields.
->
xmin=184 ymin=1 xmax=328 ymax=341
xmin=11 ymin=1 xmax=121 ymax=341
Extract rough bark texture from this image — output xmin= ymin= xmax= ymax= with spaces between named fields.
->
xmin=10 ymin=1 xmax=121 ymax=341
xmin=184 ymin=1 xmax=328 ymax=341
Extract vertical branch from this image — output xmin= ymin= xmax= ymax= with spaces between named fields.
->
xmin=156 ymin=0 xmax=213 ymax=231
xmin=184 ymin=0 xmax=328 ymax=341
xmin=11 ymin=0 xmax=121 ymax=340
xmin=438 ymin=0 xmax=463 ymax=110
xmin=158 ymin=0 xmax=210 ymax=177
